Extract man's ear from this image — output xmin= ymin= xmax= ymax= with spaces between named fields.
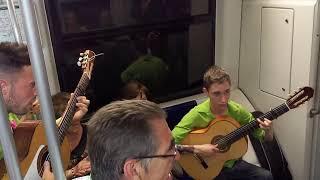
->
xmin=202 ymin=87 xmax=208 ymax=96
xmin=0 ymin=80 xmax=9 ymax=96
xmin=123 ymin=159 xmax=140 ymax=178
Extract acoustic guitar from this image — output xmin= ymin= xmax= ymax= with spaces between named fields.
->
xmin=178 ymin=86 xmax=314 ymax=180
xmin=0 ymin=50 xmax=98 ymax=179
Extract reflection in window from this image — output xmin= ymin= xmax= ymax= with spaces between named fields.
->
xmin=60 ymin=23 xmax=213 ymax=110
xmin=59 ymin=0 xmax=191 ymax=33
xmin=47 ymin=0 xmax=215 ymax=111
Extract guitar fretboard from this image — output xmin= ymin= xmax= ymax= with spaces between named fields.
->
xmin=57 ymin=73 xmax=90 ymax=143
xmin=216 ymin=103 xmax=290 ymax=149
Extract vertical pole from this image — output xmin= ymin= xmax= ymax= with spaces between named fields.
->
xmin=5 ymin=0 xmax=22 ymax=43
xmin=19 ymin=0 xmax=65 ymax=179
xmin=0 ymin=91 xmax=22 ymax=180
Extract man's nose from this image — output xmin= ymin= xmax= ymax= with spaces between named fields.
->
xmin=221 ymin=95 xmax=228 ymax=103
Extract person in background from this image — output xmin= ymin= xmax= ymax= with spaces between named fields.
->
xmin=119 ymin=80 xmax=150 ymax=100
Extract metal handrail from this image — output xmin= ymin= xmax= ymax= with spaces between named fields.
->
xmin=0 ymin=92 xmax=22 ymax=180
xmin=33 ymin=0 xmax=61 ymax=95
xmin=20 ymin=0 xmax=65 ymax=178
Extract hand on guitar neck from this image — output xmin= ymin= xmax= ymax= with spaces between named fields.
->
xmin=257 ymin=118 xmax=273 ymax=141
xmin=60 ymin=95 xmax=90 ymax=151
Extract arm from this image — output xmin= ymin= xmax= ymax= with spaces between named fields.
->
xmin=67 ymin=96 xmax=89 ymax=151
xmin=178 ymin=144 xmax=220 ymax=157
xmin=172 ymin=109 xmax=201 ymax=144
xmin=172 ymin=104 xmax=219 ymax=157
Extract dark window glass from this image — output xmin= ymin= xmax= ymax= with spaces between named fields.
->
xmin=58 ymin=0 xmax=194 ymax=33
xmin=45 ymin=0 xmax=216 ymax=112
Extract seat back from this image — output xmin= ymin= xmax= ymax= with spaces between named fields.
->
xmin=163 ymin=100 xmax=197 ymax=130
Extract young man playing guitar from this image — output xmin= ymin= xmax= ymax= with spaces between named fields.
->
xmin=0 ymin=42 xmax=89 ymax=177
xmin=172 ymin=66 xmax=273 ymax=180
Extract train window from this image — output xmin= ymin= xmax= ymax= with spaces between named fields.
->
xmin=45 ymin=0 xmax=216 ymax=112
xmin=0 ymin=4 xmax=25 ymax=43
xmin=57 ymin=0 xmax=192 ymax=33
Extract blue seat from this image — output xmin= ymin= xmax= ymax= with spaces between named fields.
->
xmin=163 ymin=100 xmax=197 ymax=130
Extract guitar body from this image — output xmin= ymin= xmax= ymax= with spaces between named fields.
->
xmin=0 ymin=122 xmax=70 ymax=179
xmin=179 ymin=116 xmax=248 ymax=180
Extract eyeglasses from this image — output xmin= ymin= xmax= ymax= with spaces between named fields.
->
xmin=133 ymin=145 xmax=178 ymax=159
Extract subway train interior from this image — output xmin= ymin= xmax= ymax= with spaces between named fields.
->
xmin=0 ymin=0 xmax=320 ymax=179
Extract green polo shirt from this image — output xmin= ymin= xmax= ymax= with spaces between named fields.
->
xmin=172 ymin=99 xmax=265 ymax=168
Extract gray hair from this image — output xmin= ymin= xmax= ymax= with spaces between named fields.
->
xmin=87 ymin=100 xmax=167 ymax=180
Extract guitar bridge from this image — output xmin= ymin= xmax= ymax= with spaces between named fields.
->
xmin=193 ymin=153 xmax=208 ymax=169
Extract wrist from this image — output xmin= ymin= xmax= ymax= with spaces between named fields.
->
xmin=65 ymin=168 xmax=75 ymax=179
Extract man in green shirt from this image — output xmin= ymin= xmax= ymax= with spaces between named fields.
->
xmin=172 ymin=66 xmax=273 ymax=180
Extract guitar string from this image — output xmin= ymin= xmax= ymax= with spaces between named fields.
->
xmin=221 ymin=102 xmax=290 ymax=146
xmin=218 ymin=103 xmax=288 ymax=146
xmin=57 ymin=74 xmax=89 ymax=140
xmin=216 ymin=103 xmax=289 ymax=148
xmin=39 ymin=53 xmax=97 ymax=175
xmin=40 ymin=68 xmax=91 ymax=175
xmin=216 ymin=103 xmax=287 ymax=147
xmin=217 ymin=92 xmax=301 ymax=147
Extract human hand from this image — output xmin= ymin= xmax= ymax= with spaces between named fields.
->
xmin=257 ymin=118 xmax=272 ymax=131
xmin=193 ymin=144 xmax=220 ymax=157
xmin=42 ymin=161 xmax=54 ymax=180
xmin=73 ymin=157 xmax=91 ymax=177
xmin=257 ymin=118 xmax=274 ymax=141
xmin=72 ymin=95 xmax=90 ymax=123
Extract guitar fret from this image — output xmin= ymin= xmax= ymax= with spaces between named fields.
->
xmin=218 ymin=103 xmax=290 ymax=147
xmin=57 ymin=73 xmax=90 ymax=143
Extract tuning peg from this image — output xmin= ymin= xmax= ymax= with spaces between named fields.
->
xmin=78 ymin=57 xmax=83 ymax=61
xmin=77 ymin=61 xmax=82 ymax=66
xmin=80 ymin=52 xmax=84 ymax=56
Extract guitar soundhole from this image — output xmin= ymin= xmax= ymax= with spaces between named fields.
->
xmin=211 ymin=135 xmax=230 ymax=153
xmin=37 ymin=146 xmax=49 ymax=177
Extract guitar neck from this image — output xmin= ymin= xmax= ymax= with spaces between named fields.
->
xmin=217 ymin=103 xmax=290 ymax=149
xmin=57 ymin=73 xmax=90 ymax=143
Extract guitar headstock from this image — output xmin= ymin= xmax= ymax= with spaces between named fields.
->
xmin=77 ymin=50 xmax=96 ymax=79
xmin=287 ymin=86 xmax=314 ymax=109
